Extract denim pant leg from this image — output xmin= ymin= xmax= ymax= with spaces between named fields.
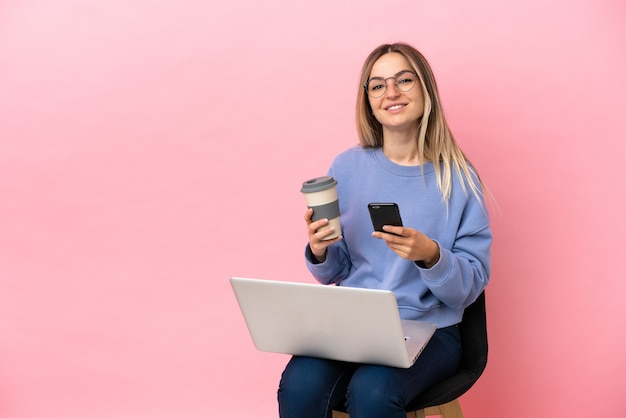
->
xmin=345 ymin=325 xmax=462 ymax=418
xmin=278 ymin=356 xmax=357 ymax=418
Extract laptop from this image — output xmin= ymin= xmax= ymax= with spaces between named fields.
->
xmin=230 ymin=277 xmax=436 ymax=368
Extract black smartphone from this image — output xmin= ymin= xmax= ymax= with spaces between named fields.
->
xmin=368 ymin=203 xmax=403 ymax=233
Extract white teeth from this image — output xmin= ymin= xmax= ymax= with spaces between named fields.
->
xmin=387 ymin=104 xmax=405 ymax=111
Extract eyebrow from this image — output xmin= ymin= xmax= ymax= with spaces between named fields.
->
xmin=368 ymin=69 xmax=415 ymax=81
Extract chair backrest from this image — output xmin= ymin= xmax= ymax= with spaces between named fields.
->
xmin=459 ymin=291 xmax=488 ymax=374
xmin=404 ymin=291 xmax=488 ymax=411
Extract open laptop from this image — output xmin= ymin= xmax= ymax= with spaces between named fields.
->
xmin=230 ymin=277 xmax=436 ymax=368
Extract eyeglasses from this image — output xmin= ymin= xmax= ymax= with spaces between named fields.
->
xmin=364 ymin=70 xmax=419 ymax=98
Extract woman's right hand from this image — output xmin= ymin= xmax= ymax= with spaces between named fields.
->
xmin=305 ymin=208 xmax=342 ymax=263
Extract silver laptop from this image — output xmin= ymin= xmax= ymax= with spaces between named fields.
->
xmin=230 ymin=277 xmax=436 ymax=368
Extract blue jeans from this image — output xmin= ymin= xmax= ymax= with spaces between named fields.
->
xmin=277 ymin=325 xmax=461 ymax=418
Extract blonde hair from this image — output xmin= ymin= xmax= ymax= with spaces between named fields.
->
xmin=356 ymin=43 xmax=485 ymax=205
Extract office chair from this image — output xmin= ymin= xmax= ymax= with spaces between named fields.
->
xmin=332 ymin=291 xmax=488 ymax=418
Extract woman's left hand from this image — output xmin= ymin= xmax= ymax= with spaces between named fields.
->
xmin=372 ymin=226 xmax=440 ymax=268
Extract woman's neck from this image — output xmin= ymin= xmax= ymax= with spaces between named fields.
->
xmin=382 ymin=131 xmax=421 ymax=166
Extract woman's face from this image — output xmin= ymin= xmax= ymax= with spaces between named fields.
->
xmin=367 ymin=53 xmax=425 ymax=135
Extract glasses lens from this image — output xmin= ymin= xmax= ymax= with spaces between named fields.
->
xmin=397 ymin=72 xmax=417 ymax=92
xmin=367 ymin=80 xmax=386 ymax=98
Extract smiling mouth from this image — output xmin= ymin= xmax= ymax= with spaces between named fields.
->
xmin=386 ymin=104 xmax=406 ymax=111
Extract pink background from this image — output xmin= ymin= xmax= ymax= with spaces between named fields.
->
xmin=1 ymin=1 xmax=625 ymax=417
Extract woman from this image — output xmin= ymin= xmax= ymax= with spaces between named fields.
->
xmin=278 ymin=42 xmax=492 ymax=418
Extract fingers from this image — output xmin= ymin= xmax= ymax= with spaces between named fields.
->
xmin=372 ymin=226 xmax=432 ymax=261
xmin=304 ymin=207 xmax=314 ymax=223
xmin=371 ymin=225 xmax=405 ymax=241
xmin=382 ymin=225 xmax=405 ymax=238
xmin=305 ymin=208 xmax=341 ymax=260
xmin=309 ymin=218 xmax=339 ymax=242
xmin=305 ymin=208 xmax=337 ymax=239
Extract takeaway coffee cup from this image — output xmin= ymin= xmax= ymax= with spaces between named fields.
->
xmin=301 ymin=176 xmax=341 ymax=240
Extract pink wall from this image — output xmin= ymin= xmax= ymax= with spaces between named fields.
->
xmin=1 ymin=1 xmax=625 ymax=417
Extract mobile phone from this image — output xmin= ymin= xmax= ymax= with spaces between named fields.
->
xmin=368 ymin=203 xmax=403 ymax=233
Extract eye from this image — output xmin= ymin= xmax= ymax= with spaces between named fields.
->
xmin=368 ymin=80 xmax=385 ymax=92
xmin=398 ymin=74 xmax=416 ymax=85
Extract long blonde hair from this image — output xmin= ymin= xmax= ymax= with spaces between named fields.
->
xmin=356 ymin=43 xmax=485 ymax=205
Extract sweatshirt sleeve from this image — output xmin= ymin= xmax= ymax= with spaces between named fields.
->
xmin=304 ymin=239 xmax=352 ymax=285
xmin=417 ymin=194 xmax=492 ymax=310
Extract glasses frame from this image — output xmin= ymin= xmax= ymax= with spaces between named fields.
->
xmin=364 ymin=70 xmax=419 ymax=98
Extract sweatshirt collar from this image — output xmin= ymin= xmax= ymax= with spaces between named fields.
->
xmin=373 ymin=147 xmax=435 ymax=177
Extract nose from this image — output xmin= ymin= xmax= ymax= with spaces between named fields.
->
xmin=384 ymin=79 xmax=401 ymax=98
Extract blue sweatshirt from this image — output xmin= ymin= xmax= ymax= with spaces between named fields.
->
xmin=305 ymin=146 xmax=492 ymax=327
